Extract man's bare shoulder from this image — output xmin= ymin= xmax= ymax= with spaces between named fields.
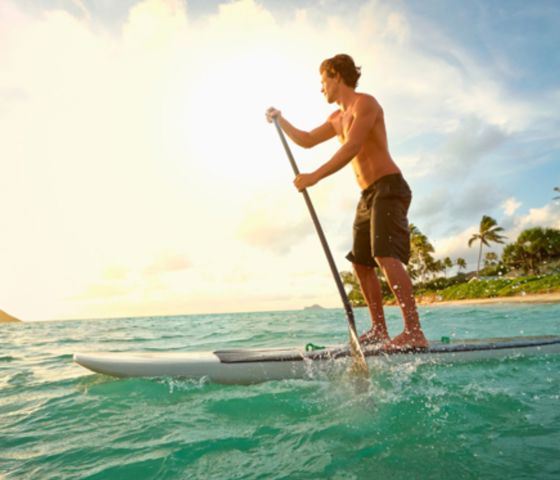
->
xmin=354 ymin=93 xmax=381 ymax=111
xmin=327 ymin=109 xmax=342 ymax=122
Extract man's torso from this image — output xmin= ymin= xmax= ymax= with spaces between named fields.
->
xmin=329 ymin=93 xmax=401 ymax=190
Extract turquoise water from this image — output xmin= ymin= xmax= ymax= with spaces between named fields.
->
xmin=1 ymin=304 xmax=560 ymax=479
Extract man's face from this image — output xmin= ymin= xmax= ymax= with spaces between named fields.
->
xmin=320 ymin=71 xmax=338 ymax=104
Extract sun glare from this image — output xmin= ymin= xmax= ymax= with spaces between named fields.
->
xmin=1 ymin=0 xmax=361 ymax=320
xmin=166 ymin=48 xmax=315 ymax=185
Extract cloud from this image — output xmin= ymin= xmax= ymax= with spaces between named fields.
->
xmin=404 ymin=117 xmax=509 ymax=180
xmin=432 ymin=224 xmax=480 ymax=270
xmin=71 ymin=282 xmax=135 ymax=301
xmin=0 ymin=87 xmax=29 ymax=113
xmin=237 ymin=201 xmax=314 ymax=255
xmin=441 ymin=118 xmax=508 ymax=170
xmin=412 ymin=180 xmax=503 ymax=239
xmin=509 ymin=202 xmax=560 ymax=235
xmin=71 ymin=252 xmax=191 ymax=305
xmin=411 ymin=188 xmax=449 ymax=219
xmin=102 ymin=265 xmax=130 ymax=281
xmin=69 ymin=0 xmax=90 ymax=19
xmin=144 ymin=253 xmax=192 ymax=275
xmin=451 ymin=182 xmax=504 ymax=220
xmin=502 ymin=197 xmax=522 ymax=216
xmin=122 ymin=0 xmax=187 ymax=49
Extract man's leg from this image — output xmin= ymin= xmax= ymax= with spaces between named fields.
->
xmin=375 ymin=256 xmax=428 ymax=349
xmin=353 ymin=262 xmax=390 ymax=344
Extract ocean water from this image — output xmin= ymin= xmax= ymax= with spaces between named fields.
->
xmin=1 ymin=304 xmax=560 ymax=480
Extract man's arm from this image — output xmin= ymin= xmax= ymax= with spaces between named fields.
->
xmin=266 ymin=107 xmax=336 ymax=148
xmin=294 ymin=96 xmax=379 ymax=190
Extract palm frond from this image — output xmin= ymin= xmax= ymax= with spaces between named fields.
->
xmin=480 ymin=215 xmax=498 ymax=233
xmin=487 ymin=232 xmax=507 ymax=243
xmin=468 ymin=236 xmax=479 ymax=247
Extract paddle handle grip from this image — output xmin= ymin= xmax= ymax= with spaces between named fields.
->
xmin=272 ymin=117 xmax=357 ymax=333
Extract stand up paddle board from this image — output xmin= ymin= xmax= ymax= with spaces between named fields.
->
xmin=73 ymin=335 xmax=560 ymax=385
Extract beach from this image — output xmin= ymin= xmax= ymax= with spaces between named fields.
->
xmin=418 ymin=292 xmax=560 ymax=307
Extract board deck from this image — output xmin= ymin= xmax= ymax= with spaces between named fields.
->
xmin=73 ymin=335 xmax=560 ymax=385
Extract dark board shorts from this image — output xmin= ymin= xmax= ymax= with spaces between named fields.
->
xmin=346 ymin=173 xmax=412 ymax=266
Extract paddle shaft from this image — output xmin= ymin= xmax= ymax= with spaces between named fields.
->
xmin=272 ymin=118 xmax=358 ymax=334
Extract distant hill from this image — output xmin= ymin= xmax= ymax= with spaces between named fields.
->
xmin=303 ymin=304 xmax=325 ymax=310
xmin=0 ymin=310 xmax=21 ymax=323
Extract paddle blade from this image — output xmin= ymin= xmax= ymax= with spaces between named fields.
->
xmin=348 ymin=326 xmax=369 ymax=378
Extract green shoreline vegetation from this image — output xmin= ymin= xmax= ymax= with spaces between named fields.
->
xmin=342 ymin=213 xmax=560 ymax=306
xmin=416 ymin=273 xmax=560 ymax=303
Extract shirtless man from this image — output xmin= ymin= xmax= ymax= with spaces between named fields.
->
xmin=266 ymin=54 xmax=428 ymax=351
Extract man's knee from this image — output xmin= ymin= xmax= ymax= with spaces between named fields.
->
xmin=352 ymin=262 xmax=374 ymax=278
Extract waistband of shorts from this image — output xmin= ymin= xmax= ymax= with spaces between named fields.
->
xmin=361 ymin=173 xmax=404 ymax=195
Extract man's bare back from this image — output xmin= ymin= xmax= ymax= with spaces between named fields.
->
xmin=328 ymin=93 xmax=401 ymax=190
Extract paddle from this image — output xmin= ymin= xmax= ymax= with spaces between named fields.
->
xmin=271 ymin=117 xmax=369 ymax=378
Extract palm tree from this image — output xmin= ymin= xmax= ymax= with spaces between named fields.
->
xmin=431 ymin=259 xmax=444 ymax=279
xmin=456 ymin=257 xmax=467 ymax=273
xmin=408 ymin=224 xmax=436 ymax=282
xmin=442 ymin=257 xmax=453 ymax=277
xmin=468 ymin=215 xmax=507 ymax=277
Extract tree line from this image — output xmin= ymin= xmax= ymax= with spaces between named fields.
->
xmin=409 ymin=217 xmax=560 ymax=281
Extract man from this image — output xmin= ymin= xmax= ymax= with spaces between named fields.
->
xmin=265 ymin=54 xmax=428 ymax=351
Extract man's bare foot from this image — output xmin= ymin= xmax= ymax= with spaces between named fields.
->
xmin=382 ymin=329 xmax=429 ymax=352
xmin=359 ymin=327 xmax=390 ymax=345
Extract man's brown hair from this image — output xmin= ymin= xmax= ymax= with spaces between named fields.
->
xmin=320 ymin=54 xmax=361 ymax=88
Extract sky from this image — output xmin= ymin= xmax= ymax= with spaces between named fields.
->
xmin=1 ymin=0 xmax=559 ymax=321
